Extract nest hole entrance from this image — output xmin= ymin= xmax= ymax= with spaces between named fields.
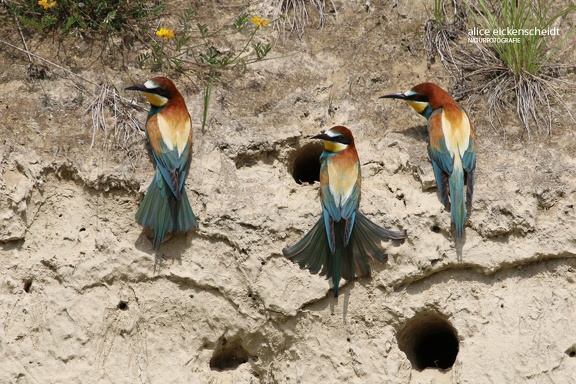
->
xmin=397 ymin=311 xmax=459 ymax=371
xmin=289 ymin=142 xmax=323 ymax=184
xmin=565 ymin=345 xmax=576 ymax=357
xmin=210 ymin=336 xmax=250 ymax=371
xmin=23 ymin=279 xmax=33 ymax=293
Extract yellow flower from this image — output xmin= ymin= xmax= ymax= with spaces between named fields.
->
xmin=38 ymin=0 xmax=57 ymax=9
xmin=250 ymin=16 xmax=269 ymax=28
xmin=156 ymin=28 xmax=175 ymax=40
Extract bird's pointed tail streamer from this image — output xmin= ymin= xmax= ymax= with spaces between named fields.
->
xmin=449 ymin=157 xmax=466 ymax=238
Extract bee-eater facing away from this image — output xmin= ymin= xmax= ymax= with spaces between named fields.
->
xmin=283 ymin=126 xmax=407 ymax=297
xmin=380 ymin=82 xmax=476 ymax=238
xmin=126 ymin=76 xmax=198 ymax=249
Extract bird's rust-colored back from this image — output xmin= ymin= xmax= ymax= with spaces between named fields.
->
xmin=146 ymin=77 xmax=193 ymax=160
xmin=380 ymin=81 xmax=476 ymax=239
xmin=321 ymin=126 xmax=361 ymax=206
xmin=284 ymin=125 xmax=407 ymax=297
xmin=327 ymin=126 xmax=360 ymax=175
xmin=125 ymin=76 xmax=198 ymax=249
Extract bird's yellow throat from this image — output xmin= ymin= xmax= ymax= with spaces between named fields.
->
xmin=406 ymin=100 xmax=428 ymax=114
xmin=144 ymin=93 xmax=168 ymax=107
xmin=324 ymin=141 xmax=347 ymax=153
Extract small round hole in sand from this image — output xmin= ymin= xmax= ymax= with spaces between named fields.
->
xmin=565 ymin=346 xmax=576 ymax=358
xmin=397 ymin=311 xmax=459 ymax=371
xmin=210 ymin=336 xmax=250 ymax=371
xmin=288 ymin=143 xmax=323 ymax=184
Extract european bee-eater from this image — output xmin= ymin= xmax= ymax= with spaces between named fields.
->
xmin=283 ymin=126 xmax=407 ymax=297
xmin=126 ymin=76 xmax=198 ymax=249
xmin=380 ymin=82 xmax=476 ymax=238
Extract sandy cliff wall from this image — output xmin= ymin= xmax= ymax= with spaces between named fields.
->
xmin=1 ymin=1 xmax=576 ymax=383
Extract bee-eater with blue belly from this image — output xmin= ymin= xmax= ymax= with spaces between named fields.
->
xmin=283 ymin=126 xmax=407 ymax=297
xmin=380 ymin=82 xmax=476 ymax=238
xmin=126 ymin=76 xmax=198 ymax=249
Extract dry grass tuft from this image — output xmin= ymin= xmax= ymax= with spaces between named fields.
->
xmin=452 ymin=44 xmax=575 ymax=137
xmin=428 ymin=0 xmax=576 ymax=138
xmin=272 ymin=0 xmax=336 ymax=38
xmin=86 ymin=83 xmax=146 ymax=166
xmin=425 ymin=0 xmax=468 ymax=73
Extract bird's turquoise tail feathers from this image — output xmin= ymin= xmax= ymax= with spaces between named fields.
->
xmin=136 ymin=169 xmax=198 ymax=249
xmin=283 ymin=213 xmax=407 ymax=297
xmin=136 ymin=171 xmax=171 ymax=249
xmin=352 ymin=212 xmax=406 ymax=267
xmin=449 ymin=159 xmax=466 ymax=238
xmin=175 ymin=189 xmax=198 ymax=233
xmin=282 ymin=217 xmax=331 ymax=275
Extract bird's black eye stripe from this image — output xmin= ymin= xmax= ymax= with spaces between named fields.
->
xmin=411 ymin=94 xmax=429 ymax=102
xmin=151 ymin=87 xmax=171 ymax=99
xmin=334 ymin=135 xmax=351 ymax=145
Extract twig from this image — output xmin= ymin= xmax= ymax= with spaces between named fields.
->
xmin=86 ymin=83 xmax=146 ymax=157
xmin=0 ymin=38 xmax=146 ymax=113
xmin=0 ymin=38 xmax=99 ymax=86
xmin=2 ymin=0 xmax=33 ymax=63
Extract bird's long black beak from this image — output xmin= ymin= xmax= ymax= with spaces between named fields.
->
xmin=379 ymin=92 xmax=407 ymax=100
xmin=311 ymin=133 xmax=333 ymax=141
xmin=125 ymin=84 xmax=148 ymax=92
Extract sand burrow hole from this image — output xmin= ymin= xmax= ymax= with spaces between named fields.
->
xmin=288 ymin=142 xmax=324 ymax=184
xmin=210 ymin=335 xmax=251 ymax=371
xmin=397 ymin=311 xmax=459 ymax=371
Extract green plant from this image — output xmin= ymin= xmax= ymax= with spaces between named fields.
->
xmin=473 ymin=0 xmax=574 ymax=76
xmin=434 ymin=0 xmax=445 ymax=27
xmin=137 ymin=12 xmax=277 ymax=133
xmin=6 ymin=0 xmax=163 ymax=34
xmin=461 ymin=0 xmax=576 ymax=136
